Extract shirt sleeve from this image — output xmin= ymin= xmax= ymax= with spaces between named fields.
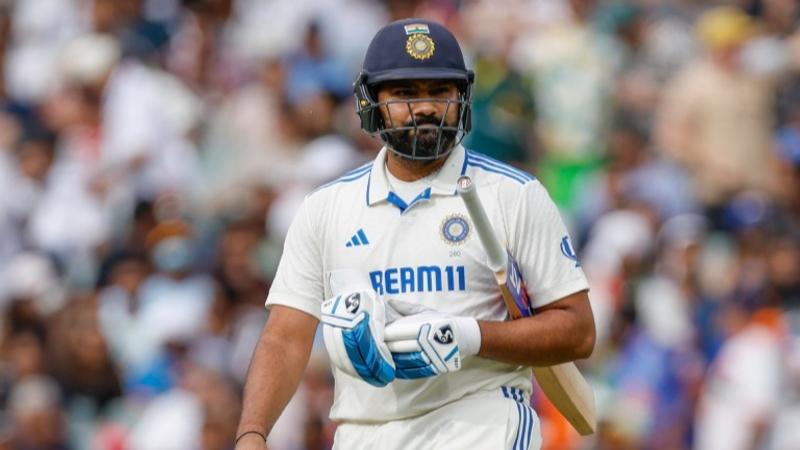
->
xmin=265 ymin=197 xmax=324 ymax=319
xmin=508 ymin=181 xmax=589 ymax=308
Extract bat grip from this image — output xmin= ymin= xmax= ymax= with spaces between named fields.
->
xmin=457 ymin=176 xmax=507 ymax=273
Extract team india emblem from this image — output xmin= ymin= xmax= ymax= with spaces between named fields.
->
xmin=406 ymin=34 xmax=435 ymax=60
xmin=441 ymin=214 xmax=470 ymax=244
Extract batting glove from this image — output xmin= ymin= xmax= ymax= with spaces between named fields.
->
xmin=321 ymin=289 xmax=396 ymax=387
xmin=383 ymin=300 xmax=481 ymax=379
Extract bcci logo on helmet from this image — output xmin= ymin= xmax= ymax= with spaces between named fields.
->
xmin=406 ymin=34 xmax=435 ymax=60
xmin=434 ymin=325 xmax=454 ymax=344
xmin=344 ymin=293 xmax=361 ymax=314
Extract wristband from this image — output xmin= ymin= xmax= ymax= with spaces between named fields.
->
xmin=235 ymin=430 xmax=266 ymax=444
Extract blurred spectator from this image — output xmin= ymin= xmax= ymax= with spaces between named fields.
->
xmin=283 ymin=20 xmax=351 ymax=105
xmin=0 ymin=252 xmax=65 ymax=318
xmin=5 ymin=375 xmax=67 ymax=449
xmin=166 ymin=0 xmax=241 ymax=97
xmin=213 ymin=218 xmax=269 ymax=307
xmin=462 ymin=49 xmax=536 ymax=166
xmin=48 ymin=295 xmax=121 ymax=409
xmin=128 ymin=363 xmax=240 ymax=450
xmin=511 ymin=0 xmax=621 ymax=212
xmin=0 ymin=2 xmax=795 ymax=449
xmin=266 ymin=85 xmax=364 ymax=240
xmin=0 ymin=130 xmax=56 ymax=264
xmin=4 ymin=0 xmax=84 ymax=104
xmin=583 ymin=208 xmax=655 ymax=345
xmin=194 ymin=57 xmax=297 ymax=216
xmin=655 ymin=6 xmax=785 ymax=212
xmin=694 ymin=307 xmax=784 ymax=450
xmin=576 ymin=117 xmax=698 ymax=238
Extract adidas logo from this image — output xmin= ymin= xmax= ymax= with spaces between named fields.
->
xmin=345 ymin=229 xmax=370 ymax=247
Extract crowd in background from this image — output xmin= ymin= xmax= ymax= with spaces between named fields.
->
xmin=0 ymin=0 xmax=798 ymax=449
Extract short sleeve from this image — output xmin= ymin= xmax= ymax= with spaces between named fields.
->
xmin=265 ymin=198 xmax=324 ymax=319
xmin=508 ymin=181 xmax=589 ymax=308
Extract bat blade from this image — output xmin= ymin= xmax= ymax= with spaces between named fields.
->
xmin=532 ymin=365 xmax=596 ymax=436
xmin=456 ymin=175 xmax=596 ymax=436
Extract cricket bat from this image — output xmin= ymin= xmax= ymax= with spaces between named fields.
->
xmin=456 ymin=175 xmax=596 ymax=436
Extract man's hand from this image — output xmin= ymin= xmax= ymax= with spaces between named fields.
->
xmin=321 ymin=290 xmax=396 ymax=387
xmin=383 ymin=301 xmax=481 ymax=379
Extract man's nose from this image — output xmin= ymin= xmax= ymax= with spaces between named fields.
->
xmin=409 ymin=98 xmax=438 ymax=121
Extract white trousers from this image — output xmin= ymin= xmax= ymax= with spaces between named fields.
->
xmin=333 ymin=388 xmax=541 ymax=450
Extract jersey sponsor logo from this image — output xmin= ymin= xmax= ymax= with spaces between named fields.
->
xmin=369 ymin=265 xmax=466 ymax=295
xmin=560 ymin=235 xmax=580 ymax=267
xmin=434 ymin=325 xmax=454 ymax=344
xmin=345 ymin=228 xmax=370 ymax=247
xmin=441 ymin=214 xmax=470 ymax=244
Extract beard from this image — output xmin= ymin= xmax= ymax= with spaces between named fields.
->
xmin=382 ymin=115 xmax=459 ymax=160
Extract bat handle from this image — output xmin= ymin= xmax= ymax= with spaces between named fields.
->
xmin=457 ymin=176 xmax=507 ymax=273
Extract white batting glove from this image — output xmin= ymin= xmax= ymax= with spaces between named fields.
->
xmin=383 ymin=300 xmax=481 ymax=379
xmin=321 ymin=289 xmax=395 ymax=387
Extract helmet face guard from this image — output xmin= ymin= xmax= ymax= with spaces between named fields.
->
xmin=354 ymin=18 xmax=475 ymax=161
xmin=354 ymin=72 xmax=474 ymax=161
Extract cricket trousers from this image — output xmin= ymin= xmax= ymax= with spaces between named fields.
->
xmin=333 ymin=387 xmax=541 ymax=450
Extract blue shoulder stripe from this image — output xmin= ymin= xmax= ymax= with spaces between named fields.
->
xmin=312 ymin=163 xmax=372 ymax=193
xmin=340 ymin=163 xmax=372 ymax=179
xmin=467 ymin=160 xmax=528 ymax=184
xmin=467 ymin=151 xmax=534 ymax=179
xmin=466 ymin=151 xmax=535 ymax=181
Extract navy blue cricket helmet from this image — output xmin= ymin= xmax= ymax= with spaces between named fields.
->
xmin=354 ymin=18 xmax=475 ymax=161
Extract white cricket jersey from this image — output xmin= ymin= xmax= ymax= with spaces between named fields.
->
xmin=266 ymin=145 xmax=589 ymax=422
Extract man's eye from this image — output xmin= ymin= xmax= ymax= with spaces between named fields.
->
xmin=393 ymin=90 xmax=413 ymax=97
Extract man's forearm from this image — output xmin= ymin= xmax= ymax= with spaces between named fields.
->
xmin=237 ymin=306 xmax=319 ymax=442
xmin=477 ymin=290 xmax=595 ymax=367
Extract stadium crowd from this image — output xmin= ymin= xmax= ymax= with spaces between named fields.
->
xmin=0 ymin=0 xmax=798 ymax=449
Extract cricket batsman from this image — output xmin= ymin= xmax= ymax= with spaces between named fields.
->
xmin=236 ymin=18 xmax=595 ymax=450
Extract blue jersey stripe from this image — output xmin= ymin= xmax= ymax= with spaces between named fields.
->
xmin=514 ymin=402 xmax=524 ymax=450
xmin=467 ymin=151 xmax=535 ymax=181
xmin=459 ymin=150 xmax=469 ymax=175
xmin=313 ymin=164 xmax=372 ymax=193
xmin=340 ymin=165 xmax=372 ymax=181
xmin=521 ymin=403 xmax=533 ymax=450
xmin=467 ymin=150 xmax=534 ymax=180
xmin=342 ymin=162 xmax=373 ymax=177
xmin=467 ymin=161 xmax=528 ymax=184
xmin=502 ymin=387 xmax=534 ymax=450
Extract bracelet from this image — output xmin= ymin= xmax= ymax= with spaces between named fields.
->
xmin=235 ymin=430 xmax=266 ymax=444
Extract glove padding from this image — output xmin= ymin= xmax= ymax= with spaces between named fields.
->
xmin=383 ymin=300 xmax=481 ymax=379
xmin=321 ymin=289 xmax=395 ymax=387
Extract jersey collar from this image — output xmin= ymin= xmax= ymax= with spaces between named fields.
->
xmin=366 ymin=144 xmax=468 ymax=209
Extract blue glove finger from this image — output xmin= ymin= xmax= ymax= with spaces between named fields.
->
xmin=395 ymin=364 xmax=437 ymax=379
xmin=352 ymin=315 xmax=395 ymax=384
xmin=342 ymin=313 xmax=395 ymax=387
xmin=392 ymin=352 xmax=430 ymax=369
xmin=393 ymin=351 xmax=437 ymax=379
